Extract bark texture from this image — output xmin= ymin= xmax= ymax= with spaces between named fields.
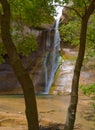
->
xmin=0 ymin=0 xmax=39 ymax=130
xmin=64 ymin=1 xmax=95 ymax=130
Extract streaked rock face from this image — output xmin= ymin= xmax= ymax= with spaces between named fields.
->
xmin=0 ymin=56 xmax=45 ymax=94
xmin=0 ymin=26 xmax=55 ymax=94
xmin=0 ymin=64 xmax=21 ymax=94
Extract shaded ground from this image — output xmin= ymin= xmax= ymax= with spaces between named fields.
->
xmin=0 ymin=93 xmax=95 ymax=130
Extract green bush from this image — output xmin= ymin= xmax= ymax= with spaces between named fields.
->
xmin=14 ymin=34 xmax=38 ymax=56
xmin=81 ymin=84 xmax=95 ymax=109
xmin=81 ymin=83 xmax=95 ymax=96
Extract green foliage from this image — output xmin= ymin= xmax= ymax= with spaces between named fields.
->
xmin=59 ymin=0 xmax=90 ymax=7
xmin=59 ymin=9 xmax=81 ymax=46
xmin=81 ymin=83 xmax=95 ymax=109
xmin=0 ymin=24 xmax=38 ymax=62
xmin=59 ymin=20 xmax=80 ymax=45
xmin=0 ymin=0 xmax=57 ymax=63
xmin=73 ymin=0 xmax=89 ymax=7
xmin=87 ymin=14 xmax=95 ymax=46
xmin=60 ymin=10 xmax=95 ymax=59
xmin=13 ymin=33 xmax=38 ymax=57
xmin=92 ymin=103 xmax=95 ymax=109
xmin=0 ymin=32 xmax=38 ymax=62
xmin=9 ymin=0 xmax=55 ymax=26
xmin=60 ymin=12 xmax=95 ymax=47
xmin=1 ymin=0 xmax=56 ymax=62
xmin=53 ymin=0 xmax=67 ymax=4
xmin=81 ymin=83 xmax=95 ymax=96
xmin=11 ymin=21 xmax=38 ymax=57
xmin=0 ymin=0 xmax=94 ymax=63
xmin=61 ymin=0 xmax=91 ymax=16
xmin=84 ymin=14 xmax=95 ymax=62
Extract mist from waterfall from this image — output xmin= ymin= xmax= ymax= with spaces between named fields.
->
xmin=43 ymin=5 xmax=63 ymax=94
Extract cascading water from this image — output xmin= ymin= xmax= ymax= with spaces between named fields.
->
xmin=43 ymin=6 xmax=63 ymax=94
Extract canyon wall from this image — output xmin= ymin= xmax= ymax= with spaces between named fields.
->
xmin=0 ymin=27 xmax=55 ymax=94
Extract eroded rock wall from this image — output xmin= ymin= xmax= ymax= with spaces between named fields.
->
xmin=0 ymin=28 xmax=55 ymax=94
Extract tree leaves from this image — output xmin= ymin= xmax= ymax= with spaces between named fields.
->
xmin=59 ymin=12 xmax=81 ymax=46
xmin=16 ymin=34 xmax=38 ymax=56
xmin=0 ymin=0 xmax=55 ymax=62
xmin=81 ymin=83 xmax=95 ymax=96
xmin=60 ymin=8 xmax=95 ymax=58
xmin=70 ymin=0 xmax=90 ymax=7
xmin=9 ymin=0 xmax=55 ymax=26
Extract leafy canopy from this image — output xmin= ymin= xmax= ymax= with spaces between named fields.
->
xmin=9 ymin=0 xmax=55 ymax=26
xmin=0 ymin=0 xmax=94 ymax=63
xmin=0 ymin=0 xmax=56 ymax=63
xmin=59 ymin=0 xmax=95 ymax=60
xmin=81 ymin=83 xmax=95 ymax=96
xmin=81 ymin=83 xmax=95 ymax=109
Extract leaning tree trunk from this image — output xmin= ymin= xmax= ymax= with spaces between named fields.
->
xmin=0 ymin=0 xmax=39 ymax=130
xmin=64 ymin=1 xmax=95 ymax=130
xmin=64 ymin=16 xmax=88 ymax=130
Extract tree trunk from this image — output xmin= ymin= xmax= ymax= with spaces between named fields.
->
xmin=0 ymin=0 xmax=39 ymax=130
xmin=64 ymin=1 xmax=95 ymax=129
xmin=64 ymin=16 xmax=88 ymax=130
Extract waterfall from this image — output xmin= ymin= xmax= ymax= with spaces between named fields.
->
xmin=43 ymin=6 xmax=63 ymax=94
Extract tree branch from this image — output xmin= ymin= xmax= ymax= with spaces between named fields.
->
xmin=64 ymin=6 xmax=82 ymax=18
xmin=0 ymin=0 xmax=10 ymax=21
xmin=54 ymin=4 xmax=82 ymax=18
xmin=85 ymin=0 xmax=95 ymax=18
xmin=83 ymin=0 xmax=87 ymax=11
